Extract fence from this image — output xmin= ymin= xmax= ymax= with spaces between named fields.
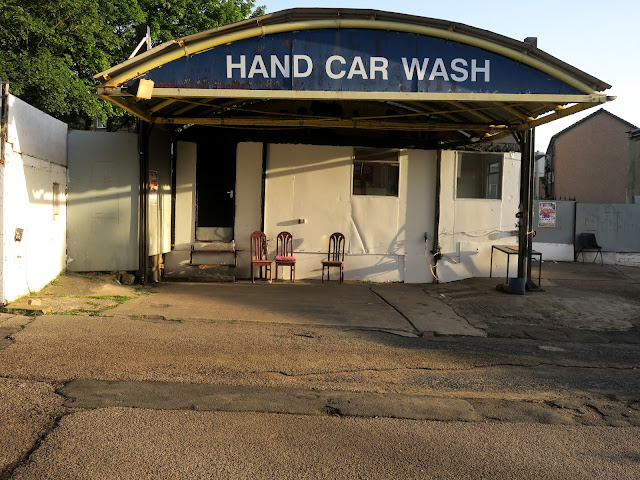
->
xmin=533 ymin=201 xmax=640 ymax=265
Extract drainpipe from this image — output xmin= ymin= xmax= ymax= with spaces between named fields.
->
xmin=430 ymin=148 xmax=442 ymax=281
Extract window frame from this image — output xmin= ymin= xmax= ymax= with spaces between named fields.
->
xmin=455 ymin=152 xmax=504 ymax=200
xmin=352 ymin=148 xmax=400 ymax=197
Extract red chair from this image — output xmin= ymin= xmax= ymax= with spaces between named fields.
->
xmin=322 ymin=232 xmax=345 ymax=283
xmin=274 ymin=231 xmax=296 ymax=282
xmin=250 ymin=231 xmax=272 ymax=283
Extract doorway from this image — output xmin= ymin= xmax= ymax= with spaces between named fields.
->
xmin=196 ymin=142 xmax=237 ymax=242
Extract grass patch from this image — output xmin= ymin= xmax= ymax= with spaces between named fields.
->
xmin=0 ymin=308 xmax=42 ymax=317
xmin=71 ymin=272 xmax=100 ymax=281
xmin=88 ymin=295 xmax=131 ymax=304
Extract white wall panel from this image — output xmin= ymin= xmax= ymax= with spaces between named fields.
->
xmin=67 ymin=131 xmax=138 ymax=272
xmin=234 ymin=142 xmax=264 ymax=279
xmin=437 ymin=151 xmax=521 ymax=283
xmin=174 ymin=142 xmax=196 ymax=250
xmin=148 ymin=129 xmax=172 ymax=256
xmin=2 ymin=95 xmax=67 ymax=303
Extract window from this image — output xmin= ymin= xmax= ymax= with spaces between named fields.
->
xmin=352 ymin=148 xmax=399 ymax=196
xmin=53 ymin=183 xmax=61 ymax=216
xmin=456 ymin=152 xmax=503 ymax=199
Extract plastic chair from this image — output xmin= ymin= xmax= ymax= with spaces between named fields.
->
xmin=575 ymin=233 xmax=603 ymax=265
xmin=274 ymin=231 xmax=296 ymax=282
xmin=250 ymin=231 xmax=272 ymax=283
xmin=322 ymin=232 xmax=345 ymax=283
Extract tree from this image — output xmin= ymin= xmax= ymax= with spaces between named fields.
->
xmin=0 ymin=0 xmax=264 ymax=129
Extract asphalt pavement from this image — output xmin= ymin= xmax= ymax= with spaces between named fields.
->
xmin=0 ymin=261 xmax=639 ymax=478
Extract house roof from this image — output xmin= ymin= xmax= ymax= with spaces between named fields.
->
xmin=95 ymin=8 xmax=614 ymax=149
xmin=547 ymin=108 xmax=638 ymax=153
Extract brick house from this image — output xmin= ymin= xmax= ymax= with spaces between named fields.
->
xmin=546 ymin=109 xmax=637 ymax=203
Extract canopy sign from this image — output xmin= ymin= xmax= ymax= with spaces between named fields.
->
xmin=140 ymin=29 xmax=583 ymax=95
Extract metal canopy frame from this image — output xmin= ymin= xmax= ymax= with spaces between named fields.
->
xmin=95 ymin=9 xmax=613 ymax=149
xmin=95 ymin=8 xmax=613 ymax=286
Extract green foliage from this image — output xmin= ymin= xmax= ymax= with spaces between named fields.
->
xmin=0 ymin=0 xmax=264 ymax=128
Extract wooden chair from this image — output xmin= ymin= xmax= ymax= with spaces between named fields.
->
xmin=250 ymin=231 xmax=272 ymax=283
xmin=322 ymin=232 xmax=345 ymax=283
xmin=274 ymin=231 xmax=296 ymax=282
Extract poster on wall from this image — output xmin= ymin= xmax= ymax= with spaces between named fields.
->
xmin=538 ymin=201 xmax=556 ymax=227
xmin=149 ymin=170 xmax=158 ymax=206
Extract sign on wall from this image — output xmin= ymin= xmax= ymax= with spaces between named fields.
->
xmin=538 ymin=201 xmax=556 ymax=227
xmin=139 ymin=29 xmax=583 ymax=96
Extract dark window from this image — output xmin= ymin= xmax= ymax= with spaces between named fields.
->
xmin=456 ymin=153 xmax=502 ymax=199
xmin=353 ymin=148 xmax=399 ymax=196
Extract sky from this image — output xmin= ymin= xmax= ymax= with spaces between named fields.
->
xmin=262 ymin=0 xmax=639 ymax=152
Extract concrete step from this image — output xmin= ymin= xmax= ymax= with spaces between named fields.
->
xmin=164 ymin=251 xmax=235 ymax=281
xmin=190 ymin=250 xmax=236 ymax=266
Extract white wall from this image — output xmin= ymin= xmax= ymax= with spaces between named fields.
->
xmin=234 ymin=142 xmax=264 ymax=278
xmin=261 ymin=144 xmax=436 ymax=282
xmin=147 ymin=129 xmax=172 ymax=256
xmin=173 ymin=141 xmax=197 ymax=250
xmin=1 ymin=95 xmax=68 ymax=303
xmin=437 ymin=150 xmax=521 ymax=283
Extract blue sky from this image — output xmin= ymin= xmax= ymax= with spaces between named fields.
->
xmin=262 ymin=0 xmax=639 ymax=151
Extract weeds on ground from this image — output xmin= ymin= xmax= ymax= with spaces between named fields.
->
xmin=88 ymin=295 xmax=131 ymax=304
xmin=0 ymin=307 xmax=43 ymax=317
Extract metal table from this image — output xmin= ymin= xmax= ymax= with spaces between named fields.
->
xmin=489 ymin=245 xmax=542 ymax=286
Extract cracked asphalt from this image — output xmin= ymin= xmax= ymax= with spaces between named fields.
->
xmin=1 ymin=262 xmax=639 ymax=479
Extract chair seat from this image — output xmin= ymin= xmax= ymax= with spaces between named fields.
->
xmin=251 ymin=259 xmax=272 ymax=266
xmin=275 ymin=255 xmax=296 ymax=262
xmin=322 ymin=260 xmax=344 ymax=266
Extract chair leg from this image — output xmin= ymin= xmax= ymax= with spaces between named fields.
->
xmin=275 ymin=265 xmax=278 ymax=282
xmin=322 ymin=266 xmax=325 ymax=283
xmin=251 ymin=265 xmax=255 ymax=284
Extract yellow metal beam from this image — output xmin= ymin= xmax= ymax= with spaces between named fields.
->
xmin=447 ymin=101 xmax=494 ymax=122
xmin=487 ymin=101 xmax=605 ymax=142
xmin=98 ymin=86 xmax=609 ymax=105
xmin=155 ymin=116 xmax=510 ymax=132
xmin=99 ymin=95 xmax=153 ymax=123
xmin=147 ymin=98 xmax=177 ymax=113
xmin=492 ymin=102 xmax=529 ymax=121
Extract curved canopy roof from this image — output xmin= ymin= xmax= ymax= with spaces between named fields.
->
xmin=95 ymin=8 xmax=613 ymax=148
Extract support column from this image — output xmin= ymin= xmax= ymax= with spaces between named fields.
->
xmin=517 ymin=129 xmax=534 ymax=287
xmin=138 ymin=121 xmax=149 ymax=284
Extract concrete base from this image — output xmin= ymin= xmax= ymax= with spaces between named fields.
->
xmin=3 ymin=304 xmax=52 ymax=314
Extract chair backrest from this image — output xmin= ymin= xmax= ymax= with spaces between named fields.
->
xmin=578 ymin=232 xmax=600 ymax=249
xmin=250 ymin=231 xmax=268 ymax=260
xmin=276 ymin=231 xmax=293 ymax=257
xmin=327 ymin=232 xmax=345 ymax=262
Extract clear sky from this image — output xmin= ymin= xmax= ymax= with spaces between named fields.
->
xmin=263 ymin=0 xmax=639 ymax=152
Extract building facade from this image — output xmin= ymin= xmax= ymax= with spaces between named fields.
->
xmin=546 ymin=109 xmax=637 ymax=203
